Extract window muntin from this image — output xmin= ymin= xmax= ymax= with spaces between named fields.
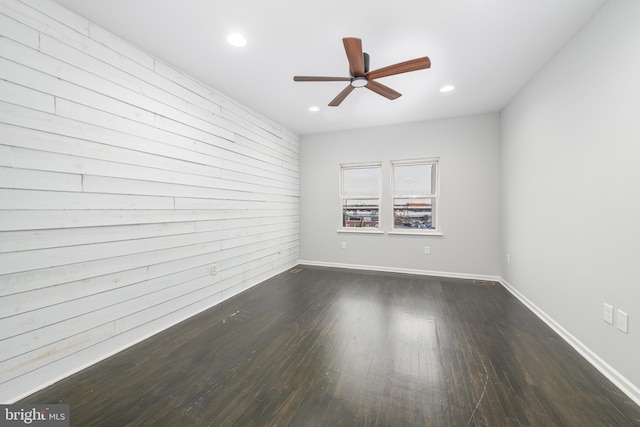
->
xmin=391 ymin=159 xmax=439 ymax=232
xmin=340 ymin=164 xmax=381 ymax=230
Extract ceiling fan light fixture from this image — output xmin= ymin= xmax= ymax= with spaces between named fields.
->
xmin=350 ymin=77 xmax=368 ymax=88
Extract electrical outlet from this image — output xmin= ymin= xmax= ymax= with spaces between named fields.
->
xmin=210 ymin=264 xmax=218 ymax=275
xmin=603 ymin=303 xmax=614 ymax=325
xmin=616 ymin=310 xmax=629 ymax=333
xmin=506 ymin=253 xmax=511 ymax=264
xmin=341 ymin=241 xmax=347 ymax=249
xmin=424 ymin=246 xmax=430 ymax=255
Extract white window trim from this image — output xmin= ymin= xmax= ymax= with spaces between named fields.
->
xmin=389 ymin=157 xmax=441 ymax=236
xmin=387 ymin=229 xmax=443 ymax=236
xmin=338 ymin=228 xmax=385 ymax=234
xmin=338 ymin=162 xmax=382 ymax=233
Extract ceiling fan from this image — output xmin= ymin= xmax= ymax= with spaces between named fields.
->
xmin=293 ymin=37 xmax=431 ymax=106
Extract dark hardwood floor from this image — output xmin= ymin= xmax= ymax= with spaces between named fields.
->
xmin=23 ymin=266 xmax=640 ymax=426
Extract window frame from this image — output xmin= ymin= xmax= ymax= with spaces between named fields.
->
xmin=338 ymin=162 xmax=383 ymax=233
xmin=388 ymin=158 xmax=442 ymax=236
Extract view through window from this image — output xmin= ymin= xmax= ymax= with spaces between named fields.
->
xmin=391 ymin=159 xmax=438 ymax=231
xmin=340 ymin=163 xmax=381 ymax=229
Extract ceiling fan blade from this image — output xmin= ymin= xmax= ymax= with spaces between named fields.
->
xmin=366 ymin=57 xmax=431 ymax=80
xmin=343 ymin=37 xmax=365 ymax=77
xmin=329 ymin=85 xmax=355 ymax=106
xmin=293 ymin=76 xmax=351 ymax=82
xmin=366 ymin=80 xmax=402 ymax=100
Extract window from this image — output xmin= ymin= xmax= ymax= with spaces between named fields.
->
xmin=391 ymin=158 xmax=439 ymax=233
xmin=340 ymin=163 xmax=381 ymax=230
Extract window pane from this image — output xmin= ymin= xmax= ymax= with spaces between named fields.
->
xmin=343 ymin=199 xmax=379 ymax=228
xmin=392 ymin=198 xmax=435 ymax=229
xmin=393 ymin=163 xmax=433 ymax=196
xmin=343 ymin=167 xmax=380 ymax=197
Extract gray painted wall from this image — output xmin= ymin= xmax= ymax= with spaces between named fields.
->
xmin=501 ymin=0 xmax=640 ymax=397
xmin=300 ymin=114 xmax=501 ymax=277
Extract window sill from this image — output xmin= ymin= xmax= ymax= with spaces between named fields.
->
xmin=387 ymin=230 xmax=443 ymax=236
xmin=337 ymin=228 xmax=385 ymax=234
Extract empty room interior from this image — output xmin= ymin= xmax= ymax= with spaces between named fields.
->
xmin=1 ymin=0 xmax=640 ymax=425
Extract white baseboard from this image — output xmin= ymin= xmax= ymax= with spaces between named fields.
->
xmin=498 ymin=278 xmax=640 ymax=407
xmin=297 ymin=259 xmax=502 ymax=283
xmin=297 ymin=260 xmax=640 ymax=407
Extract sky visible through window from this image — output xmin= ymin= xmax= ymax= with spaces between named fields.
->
xmin=394 ymin=164 xmax=433 ymax=196
xmin=343 ymin=167 xmax=379 ymax=196
xmin=343 ymin=164 xmax=434 ymax=196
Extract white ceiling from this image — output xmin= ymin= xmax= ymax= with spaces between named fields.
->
xmin=55 ymin=0 xmax=606 ymax=136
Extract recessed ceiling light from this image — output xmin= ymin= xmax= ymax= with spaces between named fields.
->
xmin=440 ymin=85 xmax=455 ymax=93
xmin=227 ymin=33 xmax=247 ymax=47
xmin=308 ymin=106 xmax=320 ymax=112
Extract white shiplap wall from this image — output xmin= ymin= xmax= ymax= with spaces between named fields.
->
xmin=0 ymin=0 xmax=299 ymax=402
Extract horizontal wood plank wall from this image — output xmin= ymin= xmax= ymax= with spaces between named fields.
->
xmin=0 ymin=0 xmax=299 ymax=402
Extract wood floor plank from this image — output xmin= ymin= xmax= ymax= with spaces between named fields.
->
xmin=21 ymin=266 xmax=640 ymax=426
